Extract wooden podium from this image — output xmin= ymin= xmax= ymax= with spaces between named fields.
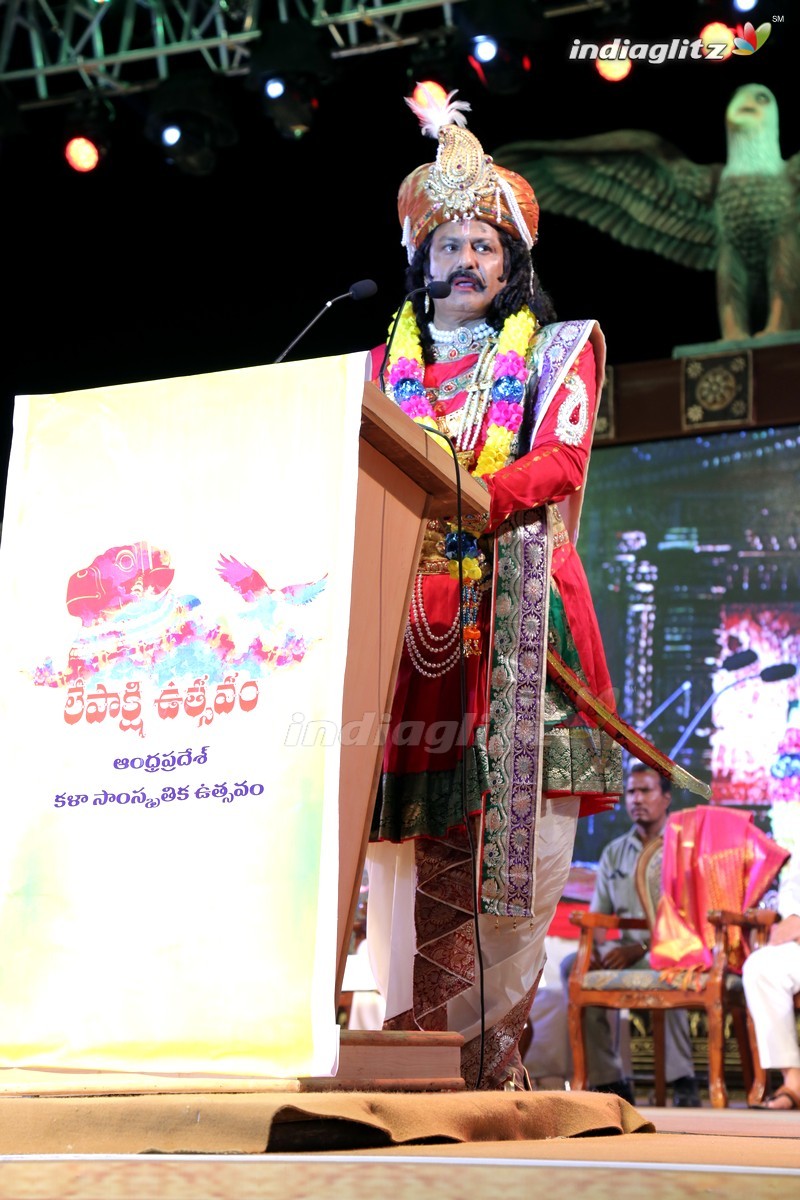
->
xmin=304 ymin=381 xmax=488 ymax=1091
xmin=0 ymin=371 xmax=488 ymax=1113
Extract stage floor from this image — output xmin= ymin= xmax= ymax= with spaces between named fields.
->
xmin=0 ymin=1097 xmax=798 ymax=1199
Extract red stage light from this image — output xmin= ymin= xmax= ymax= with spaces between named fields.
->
xmin=699 ymin=22 xmax=734 ymax=60
xmin=65 ymin=136 xmax=101 ymax=173
xmin=595 ymin=56 xmax=633 ymax=82
xmin=411 ymin=80 xmax=449 ymax=110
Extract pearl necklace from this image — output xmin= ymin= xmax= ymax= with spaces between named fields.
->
xmin=428 ymin=320 xmax=494 ymax=362
xmin=404 ymin=629 xmax=462 ymax=678
xmin=405 ymin=576 xmax=461 ymax=676
xmin=410 ymin=575 xmax=460 ymax=649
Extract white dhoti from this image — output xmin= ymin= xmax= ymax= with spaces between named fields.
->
xmin=366 ymin=794 xmax=579 ymax=1085
xmin=741 ymin=941 xmax=800 ymax=1070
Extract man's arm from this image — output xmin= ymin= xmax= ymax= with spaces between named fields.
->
xmin=770 ymin=914 xmax=800 ymax=946
xmin=588 ymin=836 xmax=651 ymax=970
xmin=484 ymin=341 xmax=597 ymax=532
xmin=587 ymin=840 xmax=649 ymax=969
xmin=769 ymin=852 xmax=800 ymax=946
xmin=598 ymin=940 xmax=650 ymax=971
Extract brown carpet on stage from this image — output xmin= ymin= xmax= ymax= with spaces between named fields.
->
xmin=0 ymin=1088 xmax=652 ymax=1155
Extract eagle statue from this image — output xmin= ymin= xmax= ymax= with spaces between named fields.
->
xmin=494 ymin=84 xmax=800 ymax=340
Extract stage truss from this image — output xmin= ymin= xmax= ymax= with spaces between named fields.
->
xmin=0 ymin=0 xmax=457 ymax=108
xmin=0 ymin=0 xmax=614 ymax=108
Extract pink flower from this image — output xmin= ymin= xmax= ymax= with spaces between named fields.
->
xmin=389 ymin=357 xmax=424 ymax=385
xmin=487 ymin=400 xmax=523 ymax=431
xmin=494 ymin=351 xmax=527 ymax=381
xmin=401 ymin=396 xmax=435 ymax=419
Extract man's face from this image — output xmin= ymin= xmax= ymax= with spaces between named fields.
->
xmin=426 ymin=220 xmax=507 ymax=325
xmin=625 ymin=770 xmax=671 ymax=831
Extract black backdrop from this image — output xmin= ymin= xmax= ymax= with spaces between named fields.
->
xmin=2 ymin=1 xmax=795 ymax=514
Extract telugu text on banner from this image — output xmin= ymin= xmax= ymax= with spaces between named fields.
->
xmin=0 ymin=352 xmax=366 ymax=1078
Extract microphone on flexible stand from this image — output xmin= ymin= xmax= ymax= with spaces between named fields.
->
xmin=378 ymin=280 xmax=452 ymax=393
xmin=273 ymin=278 xmax=378 ymax=365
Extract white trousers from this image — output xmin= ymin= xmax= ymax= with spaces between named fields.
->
xmin=365 ymin=794 xmax=579 ymax=1043
xmin=741 ymin=941 xmax=800 ymax=1070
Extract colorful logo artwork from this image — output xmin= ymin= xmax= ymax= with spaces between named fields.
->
xmin=32 ymin=539 xmax=328 ymax=737
xmin=732 ymin=22 xmax=772 ymax=55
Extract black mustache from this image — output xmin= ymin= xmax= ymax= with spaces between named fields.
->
xmin=447 ymin=270 xmax=485 ymax=290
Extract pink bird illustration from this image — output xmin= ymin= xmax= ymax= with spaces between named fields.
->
xmin=216 ymin=554 xmax=327 ymax=607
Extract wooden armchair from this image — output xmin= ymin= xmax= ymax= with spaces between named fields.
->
xmin=709 ymin=907 xmax=800 ymax=1107
xmin=567 ymin=837 xmax=754 ymax=1108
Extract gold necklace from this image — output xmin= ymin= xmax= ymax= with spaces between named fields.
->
xmin=450 ymin=336 xmax=500 ymax=452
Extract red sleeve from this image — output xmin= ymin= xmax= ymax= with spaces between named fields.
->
xmin=485 ymin=341 xmax=597 ymax=534
xmin=369 ymin=345 xmax=387 ymax=383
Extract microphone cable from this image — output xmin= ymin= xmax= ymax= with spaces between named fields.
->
xmin=417 ymin=422 xmax=488 ymax=1092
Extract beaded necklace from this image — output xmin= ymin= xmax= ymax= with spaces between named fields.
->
xmin=386 ymin=302 xmax=537 ymax=674
xmin=428 ymin=320 xmax=494 ymax=360
xmin=385 ymin=303 xmax=537 ymax=478
xmin=404 ymin=576 xmax=463 ymax=677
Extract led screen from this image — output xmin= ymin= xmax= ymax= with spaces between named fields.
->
xmin=574 ymin=424 xmax=800 ymax=861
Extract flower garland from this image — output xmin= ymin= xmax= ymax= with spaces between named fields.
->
xmin=386 ymin=301 xmax=537 ymax=661
xmin=386 ymin=302 xmax=537 ymax=479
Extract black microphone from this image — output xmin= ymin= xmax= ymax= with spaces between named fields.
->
xmin=760 ymin=663 xmax=797 ymax=683
xmin=274 ymin=279 xmax=378 ymax=365
xmin=378 ymin=280 xmax=452 ymax=394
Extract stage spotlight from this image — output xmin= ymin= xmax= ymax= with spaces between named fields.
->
xmin=472 ymin=36 xmax=499 ymax=64
xmin=410 ymin=80 xmax=449 ymax=112
xmin=65 ymin=137 xmax=100 ymax=173
xmin=595 ymin=55 xmax=633 ymax=82
xmin=247 ymin=19 xmax=335 ymax=140
xmin=733 ymin=0 xmax=758 ymax=12
xmin=700 ymin=22 xmax=735 ymax=60
xmin=63 ymin=96 xmax=114 ymax=173
xmin=467 ymin=42 xmax=532 ymax=95
xmin=264 ymin=77 xmax=286 ymax=100
xmin=261 ymin=75 xmax=319 ymax=140
xmin=144 ymin=77 xmax=238 ymax=176
xmin=456 ymin=0 xmax=541 ymax=94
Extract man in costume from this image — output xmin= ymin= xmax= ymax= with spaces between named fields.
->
xmin=742 ymin=844 xmax=800 ymax=1110
xmin=559 ymin=765 xmax=699 ymax=1106
xmin=366 ymin=88 xmax=708 ymax=1090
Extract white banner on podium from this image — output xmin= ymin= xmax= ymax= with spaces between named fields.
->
xmin=0 ymin=352 xmax=365 ymax=1078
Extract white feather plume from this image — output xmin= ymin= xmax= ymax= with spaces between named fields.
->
xmin=405 ymin=85 xmax=471 ymax=139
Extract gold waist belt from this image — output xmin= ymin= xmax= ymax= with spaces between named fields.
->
xmin=418 ymin=506 xmax=569 ymax=577
xmin=418 ymin=559 xmax=451 ymax=576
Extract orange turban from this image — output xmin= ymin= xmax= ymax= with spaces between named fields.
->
xmin=398 ymin=87 xmax=539 ymax=262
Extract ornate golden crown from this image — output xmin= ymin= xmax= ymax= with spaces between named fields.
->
xmin=397 ymin=86 xmax=539 ymax=262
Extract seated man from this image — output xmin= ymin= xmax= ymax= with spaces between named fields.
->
xmin=742 ymin=840 xmax=800 ymax=1110
xmin=561 ymin=764 xmax=700 ymax=1106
